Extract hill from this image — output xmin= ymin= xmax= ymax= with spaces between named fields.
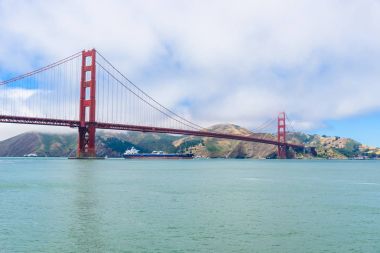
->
xmin=173 ymin=124 xmax=277 ymax=158
xmin=0 ymin=124 xmax=378 ymax=159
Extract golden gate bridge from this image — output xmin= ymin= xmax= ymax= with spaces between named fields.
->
xmin=0 ymin=49 xmax=312 ymax=159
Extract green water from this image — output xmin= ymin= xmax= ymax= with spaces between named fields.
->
xmin=0 ymin=158 xmax=379 ymax=252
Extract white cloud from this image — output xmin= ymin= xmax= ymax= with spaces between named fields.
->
xmin=0 ymin=88 xmax=38 ymax=100
xmin=1 ymin=0 xmax=380 ymax=140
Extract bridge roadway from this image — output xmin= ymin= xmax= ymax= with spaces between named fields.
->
xmin=0 ymin=115 xmax=305 ymax=149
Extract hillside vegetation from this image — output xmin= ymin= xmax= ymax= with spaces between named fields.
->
xmin=0 ymin=124 xmax=378 ymax=159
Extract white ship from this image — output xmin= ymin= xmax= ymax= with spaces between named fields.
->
xmin=23 ymin=153 xmax=38 ymax=157
xmin=123 ymin=147 xmax=193 ymax=159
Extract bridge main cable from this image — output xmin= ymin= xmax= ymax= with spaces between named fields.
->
xmin=96 ymin=61 xmax=202 ymax=131
xmin=96 ymin=51 xmax=206 ymax=131
xmin=0 ymin=52 xmax=82 ymax=85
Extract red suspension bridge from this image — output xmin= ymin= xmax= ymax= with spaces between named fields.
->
xmin=0 ymin=49 xmax=311 ymax=159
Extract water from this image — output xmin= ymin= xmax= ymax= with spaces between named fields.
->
xmin=0 ymin=158 xmax=379 ymax=253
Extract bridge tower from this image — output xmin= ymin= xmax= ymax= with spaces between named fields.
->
xmin=277 ymin=112 xmax=287 ymax=159
xmin=77 ymin=49 xmax=97 ymax=158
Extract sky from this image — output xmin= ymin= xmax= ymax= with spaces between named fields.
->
xmin=0 ymin=0 xmax=380 ymax=146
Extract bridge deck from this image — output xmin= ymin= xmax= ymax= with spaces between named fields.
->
xmin=0 ymin=115 xmax=304 ymax=149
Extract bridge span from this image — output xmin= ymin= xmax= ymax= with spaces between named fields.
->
xmin=0 ymin=49 xmax=309 ymax=158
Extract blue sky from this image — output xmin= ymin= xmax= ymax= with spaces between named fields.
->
xmin=0 ymin=0 xmax=380 ymax=146
xmin=313 ymin=111 xmax=380 ymax=147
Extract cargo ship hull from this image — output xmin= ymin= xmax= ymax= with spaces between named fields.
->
xmin=123 ymin=154 xmax=193 ymax=159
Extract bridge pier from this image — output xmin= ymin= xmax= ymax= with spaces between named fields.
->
xmin=278 ymin=144 xmax=287 ymax=159
xmin=77 ymin=126 xmax=96 ymax=158
xmin=76 ymin=49 xmax=97 ymax=158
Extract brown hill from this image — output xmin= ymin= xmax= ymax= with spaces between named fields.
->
xmin=0 ymin=124 xmax=376 ymax=159
xmin=174 ymin=124 xmax=277 ymax=158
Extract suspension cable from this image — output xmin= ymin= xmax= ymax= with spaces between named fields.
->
xmin=96 ymin=61 xmax=201 ymax=131
xmin=96 ymin=51 xmax=206 ymax=131
xmin=0 ymin=52 xmax=82 ymax=85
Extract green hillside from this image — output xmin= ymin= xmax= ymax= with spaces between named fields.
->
xmin=0 ymin=124 xmax=378 ymax=159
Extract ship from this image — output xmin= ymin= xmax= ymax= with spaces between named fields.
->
xmin=123 ymin=147 xmax=193 ymax=159
xmin=23 ymin=153 xmax=38 ymax=157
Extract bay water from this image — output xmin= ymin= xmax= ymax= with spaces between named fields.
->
xmin=0 ymin=158 xmax=379 ymax=252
